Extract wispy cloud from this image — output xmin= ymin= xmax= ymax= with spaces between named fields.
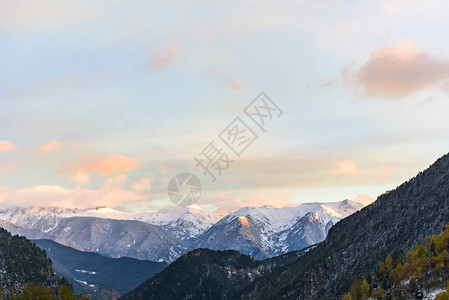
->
xmin=0 ymin=162 xmax=18 ymax=178
xmin=147 ymin=46 xmax=180 ymax=70
xmin=334 ymin=160 xmax=360 ymax=175
xmin=0 ymin=0 xmax=102 ymax=31
xmin=157 ymin=163 xmax=168 ymax=175
xmin=360 ymin=166 xmax=394 ymax=185
xmin=354 ymin=194 xmax=375 ymax=206
xmin=131 ymin=177 xmax=151 ymax=193
xmin=0 ymin=175 xmax=144 ymax=209
xmin=38 ymin=140 xmax=62 ymax=154
xmin=71 ymin=172 xmax=90 ymax=185
xmin=72 ymin=154 xmax=140 ymax=176
xmin=0 ymin=140 xmax=17 ymax=153
xmin=0 ymin=185 xmax=7 ymax=203
xmin=228 ymin=79 xmax=244 ymax=91
xmin=318 ymin=78 xmax=338 ymax=89
xmin=350 ymin=39 xmax=449 ymax=98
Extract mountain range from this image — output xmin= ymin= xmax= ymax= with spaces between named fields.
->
xmin=192 ymin=201 xmax=363 ymax=259
xmin=2 ymin=151 xmax=449 ymax=300
xmin=0 ymin=199 xmax=365 ymax=262
xmin=121 ymin=152 xmax=449 ymax=299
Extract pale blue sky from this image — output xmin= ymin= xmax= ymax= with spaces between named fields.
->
xmin=1 ymin=1 xmax=449 ymax=212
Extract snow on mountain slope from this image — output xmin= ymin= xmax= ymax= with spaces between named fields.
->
xmin=192 ymin=200 xmax=363 ymax=259
xmin=222 ymin=200 xmax=361 ymax=236
xmin=76 ymin=207 xmax=132 ymax=220
xmin=323 ymin=199 xmax=364 ymax=217
xmin=133 ymin=204 xmax=220 ymax=240
xmin=0 ymin=206 xmax=132 ymax=233
xmin=46 ymin=217 xmax=184 ymax=262
xmin=0 ymin=207 xmax=87 ymax=233
xmin=0 ymin=200 xmax=366 ymax=261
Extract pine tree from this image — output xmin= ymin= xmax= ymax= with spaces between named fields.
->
xmin=349 ymin=277 xmax=359 ymax=299
xmin=59 ymin=285 xmax=76 ymax=300
xmin=342 ymin=294 xmax=353 ymax=300
xmin=360 ymin=279 xmax=370 ymax=299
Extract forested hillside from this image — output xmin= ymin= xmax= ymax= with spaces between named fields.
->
xmin=342 ymin=225 xmax=449 ymax=299
xmin=0 ymin=227 xmax=86 ymax=299
xmin=118 ymin=152 xmax=449 ymax=299
xmin=120 ymin=248 xmax=302 ymax=300
xmin=241 ymin=152 xmax=449 ymax=299
xmin=0 ymin=227 xmax=60 ymax=292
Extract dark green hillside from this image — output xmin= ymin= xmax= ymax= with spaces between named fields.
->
xmin=120 ymin=248 xmax=302 ymax=300
xmin=0 ymin=227 xmax=60 ymax=292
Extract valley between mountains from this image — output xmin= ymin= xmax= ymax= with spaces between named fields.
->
xmin=0 ymin=155 xmax=449 ymax=300
xmin=0 ymin=199 xmax=365 ymax=298
xmin=3 ymin=153 xmax=449 ymax=299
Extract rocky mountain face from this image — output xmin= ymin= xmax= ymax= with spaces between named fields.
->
xmin=0 ymin=227 xmax=61 ymax=292
xmin=0 ymin=219 xmax=49 ymax=239
xmin=134 ymin=204 xmax=220 ymax=241
xmin=193 ymin=201 xmax=362 ymax=259
xmin=0 ymin=206 xmax=211 ymax=262
xmin=50 ymin=217 xmax=185 ymax=262
xmin=0 ymin=200 xmax=364 ymax=262
xmin=0 ymin=205 xmax=218 ymax=241
xmin=33 ymin=239 xmax=167 ymax=300
xmin=119 ymin=152 xmax=449 ymax=300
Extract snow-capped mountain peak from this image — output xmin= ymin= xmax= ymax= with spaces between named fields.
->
xmin=133 ymin=204 xmax=220 ymax=240
xmin=0 ymin=199 xmax=368 ymax=261
xmin=75 ymin=206 xmax=132 ymax=219
xmin=193 ymin=200 xmax=364 ymax=259
xmin=134 ymin=204 xmax=218 ymax=225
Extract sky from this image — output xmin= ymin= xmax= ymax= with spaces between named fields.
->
xmin=1 ymin=0 xmax=449 ymax=213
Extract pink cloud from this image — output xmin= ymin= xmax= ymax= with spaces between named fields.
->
xmin=359 ymin=166 xmax=394 ymax=185
xmin=351 ymin=39 xmax=449 ymax=98
xmin=147 ymin=46 xmax=180 ymax=70
xmin=354 ymin=194 xmax=375 ymax=206
xmin=380 ymin=166 xmax=394 ymax=179
xmin=131 ymin=177 xmax=151 ymax=193
xmin=334 ymin=160 xmax=360 ymax=175
xmin=0 ymin=186 xmax=8 ymax=203
xmin=318 ymin=78 xmax=338 ymax=89
xmin=0 ymin=162 xmax=19 ymax=177
xmin=0 ymin=140 xmax=17 ymax=153
xmin=71 ymin=172 xmax=90 ymax=185
xmin=38 ymin=140 xmax=62 ymax=154
xmin=73 ymin=154 xmax=140 ymax=176
xmin=157 ymin=163 xmax=168 ymax=175
xmin=228 ymin=79 xmax=244 ymax=91
xmin=0 ymin=175 xmax=144 ymax=209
